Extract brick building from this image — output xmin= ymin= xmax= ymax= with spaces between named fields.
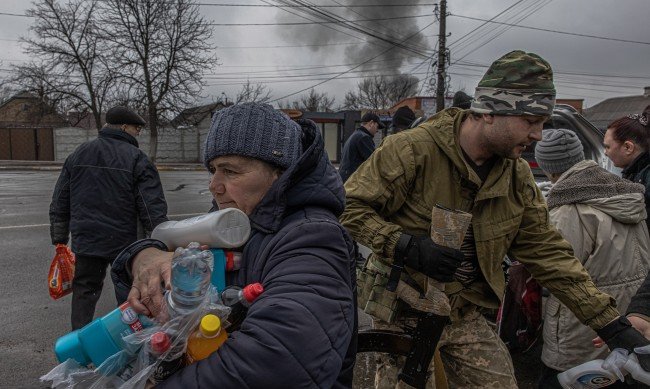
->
xmin=0 ymin=92 xmax=68 ymax=161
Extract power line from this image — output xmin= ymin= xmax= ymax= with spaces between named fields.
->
xmin=0 ymin=12 xmax=30 ymax=17
xmin=207 ymin=13 xmax=431 ymax=26
xmin=450 ymin=13 xmax=650 ymax=46
xmin=269 ymin=0 xmax=433 ymax=58
xmin=450 ymin=0 xmax=552 ymax=64
xmin=269 ymin=20 xmax=435 ymax=103
xmin=198 ymin=2 xmax=437 ymax=7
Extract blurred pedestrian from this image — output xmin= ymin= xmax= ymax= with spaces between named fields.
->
xmin=339 ymin=112 xmax=385 ymax=183
xmin=604 ymin=106 xmax=650 ymax=230
xmin=49 ymin=106 xmax=168 ymax=330
xmin=389 ymin=106 xmax=416 ymax=135
xmin=535 ymin=128 xmax=650 ymax=388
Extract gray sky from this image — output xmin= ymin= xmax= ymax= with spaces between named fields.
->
xmin=0 ymin=0 xmax=649 ymax=109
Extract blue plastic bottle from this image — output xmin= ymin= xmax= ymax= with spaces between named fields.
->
xmin=54 ymin=301 xmax=152 ymax=367
xmin=210 ymin=249 xmax=242 ymax=292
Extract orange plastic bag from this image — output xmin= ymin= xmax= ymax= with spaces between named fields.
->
xmin=48 ymin=244 xmax=76 ymax=300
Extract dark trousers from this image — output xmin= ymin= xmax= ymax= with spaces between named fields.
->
xmin=71 ymin=255 xmax=114 ymax=330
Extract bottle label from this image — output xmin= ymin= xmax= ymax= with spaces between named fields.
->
xmin=119 ymin=302 xmax=144 ymax=332
xmin=150 ymin=356 xmax=185 ymax=384
xmin=577 ymin=373 xmax=616 ymax=387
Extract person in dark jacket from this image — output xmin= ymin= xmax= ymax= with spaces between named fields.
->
xmin=111 ymin=103 xmax=356 ymax=388
xmin=604 ymin=106 xmax=650 ymax=230
xmin=338 ymin=112 xmax=385 ymax=182
xmin=388 ymin=106 xmax=416 ymax=135
xmin=49 ymin=106 xmax=168 ymax=330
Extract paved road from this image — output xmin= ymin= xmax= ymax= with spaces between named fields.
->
xmin=0 ymin=170 xmax=211 ymax=388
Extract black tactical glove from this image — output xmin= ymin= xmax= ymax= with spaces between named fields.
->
xmin=395 ymin=234 xmax=464 ymax=283
xmin=596 ymin=316 xmax=650 ymax=371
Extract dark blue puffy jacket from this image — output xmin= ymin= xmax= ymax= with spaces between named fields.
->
xmin=50 ymin=128 xmax=168 ymax=258
xmin=114 ymin=120 xmax=357 ymax=388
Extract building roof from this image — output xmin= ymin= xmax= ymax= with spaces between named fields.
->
xmin=584 ymin=87 xmax=650 ymax=130
xmin=171 ymin=101 xmax=229 ymax=127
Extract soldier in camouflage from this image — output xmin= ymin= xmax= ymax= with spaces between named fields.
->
xmin=342 ymin=50 xmax=650 ymax=388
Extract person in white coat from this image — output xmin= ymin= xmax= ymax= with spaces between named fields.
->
xmin=535 ymin=128 xmax=650 ymax=388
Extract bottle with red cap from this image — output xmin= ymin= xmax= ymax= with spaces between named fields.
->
xmin=148 ymin=331 xmax=185 ymax=385
xmin=220 ymin=282 xmax=264 ymax=308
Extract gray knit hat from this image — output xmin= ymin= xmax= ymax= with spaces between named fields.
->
xmin=534 ymin=128 xmax=584 ymax=174
xmin=203 ymin=102 xmax=302 ymax=169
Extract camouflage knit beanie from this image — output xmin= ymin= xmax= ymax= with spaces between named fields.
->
xmin=470 ymin=50 xmax=556 ymax=116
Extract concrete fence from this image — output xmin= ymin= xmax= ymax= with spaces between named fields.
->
xmin=53 ymin=125 xmax=210 ymax=162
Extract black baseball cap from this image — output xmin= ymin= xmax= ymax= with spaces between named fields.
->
xmin=106 ymin=106 xmax=147 ymax=126
xmin=361 ymin=112 xmax=386 ymax=129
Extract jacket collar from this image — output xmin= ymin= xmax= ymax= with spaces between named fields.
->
xmin=246 ymin=119 xmax=345 ymax=233
xmin=425 ymin=108 xmax=512 ymax=201
xmin=358 ymin=126 xmax=373 ymax=137
xmin=622 ymin=151 xmax=650 ymax=179
xmin=99 ymin=127 xmax=139 ymax=148
xmin=547 ymin=159 xmax=646 ymax=213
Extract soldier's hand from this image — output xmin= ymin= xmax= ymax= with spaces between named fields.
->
xmin=596 ymin=316 xmax=650 ymax=371
xmin=397 ymin=234 xmax=464 ymax=282
xmin=128 ymin=247 xmax=173 ymax=318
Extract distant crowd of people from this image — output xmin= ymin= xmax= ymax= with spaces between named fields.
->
xmin=49 ymin=49 xmax=650 ymax=388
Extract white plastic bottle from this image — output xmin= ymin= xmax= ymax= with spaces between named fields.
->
xmin=623 ymin=354 xmax=650 ymax=385
xmin=557 ymin=359 xmax=619 ymax=389
xmin=152 ymin=208 xmax=251 ymax=249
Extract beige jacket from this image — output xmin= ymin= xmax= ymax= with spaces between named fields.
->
xmin=542 ymin=160 xmax=650 ymax=370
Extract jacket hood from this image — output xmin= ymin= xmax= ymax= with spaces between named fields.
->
xmin=548 ymin=160 xmax=647 ymax=224
xmin=247 ymin=119 xmax=345 ymax=233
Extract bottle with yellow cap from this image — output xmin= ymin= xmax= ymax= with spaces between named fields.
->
xmin=186 ymin=314 xmax=228 ymax=364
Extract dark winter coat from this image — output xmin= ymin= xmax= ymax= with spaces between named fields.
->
xmin=49 ymin=127 xmax=168 ymax=258
xmin=338 ymin=126 xmax=375 ymax=183
xmin=114 ymin=121 xmax=357 ymax=388
xmin=622 ymin=151 xmax=650 ymax=230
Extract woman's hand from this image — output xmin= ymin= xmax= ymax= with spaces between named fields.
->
xmin=127 ymin=247 xmax=173 ymax=318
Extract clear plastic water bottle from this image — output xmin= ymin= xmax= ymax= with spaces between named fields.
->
xmin=166 ymin=242 xmax=214 ymax=318
xmin=220 ymin=283 xmax=264 ymax=308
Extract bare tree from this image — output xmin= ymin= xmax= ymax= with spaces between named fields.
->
xmin=343 ymin=74 xmax=419 ymax=110
xmin=291 ymin=88 xmax=335 ymax=112
xmin=235 ymin=80 xmax=272 ymax=104
xmin=100 ymin=0 xmax=216 ymax=161
xmin=16 ymin=0 xmax=114 ymax=130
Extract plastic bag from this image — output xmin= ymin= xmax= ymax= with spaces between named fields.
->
xmin=49 ymin=244 xmax=76 ymax=300
xmin=41 ymin=285 xmax=232 ymax=389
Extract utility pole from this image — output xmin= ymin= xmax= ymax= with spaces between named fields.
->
xmin=435 ymin=0 xmax=447 ymax=112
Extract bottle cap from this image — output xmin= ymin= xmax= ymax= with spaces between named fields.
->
xmin=151 ymin=332 xmax=171 ymax=355
xmin=242 ymin=283 xmax=264 ymax=303
xmin=200 ymin=314 xmax=222 ymax=337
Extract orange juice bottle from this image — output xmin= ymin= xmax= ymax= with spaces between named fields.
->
xmin=186 ymin=314 xmax=228 ymax=364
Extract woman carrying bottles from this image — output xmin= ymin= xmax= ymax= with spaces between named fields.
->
xmin=111 ymin=102 xmax=357 ymax=388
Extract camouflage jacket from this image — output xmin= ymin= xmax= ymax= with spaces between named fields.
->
xmin=341 ymin=107 xmax=619 ymax=330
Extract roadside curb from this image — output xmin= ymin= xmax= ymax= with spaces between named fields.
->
xmin=0 ymin=161 xmax=204 ymax=171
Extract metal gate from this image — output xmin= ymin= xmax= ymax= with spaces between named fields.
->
xmin=0 ymin=127 xmax=54 ymax=161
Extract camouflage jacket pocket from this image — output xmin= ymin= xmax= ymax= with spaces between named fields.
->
xmin=358 ymin=268 xmax=400 ymax=324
